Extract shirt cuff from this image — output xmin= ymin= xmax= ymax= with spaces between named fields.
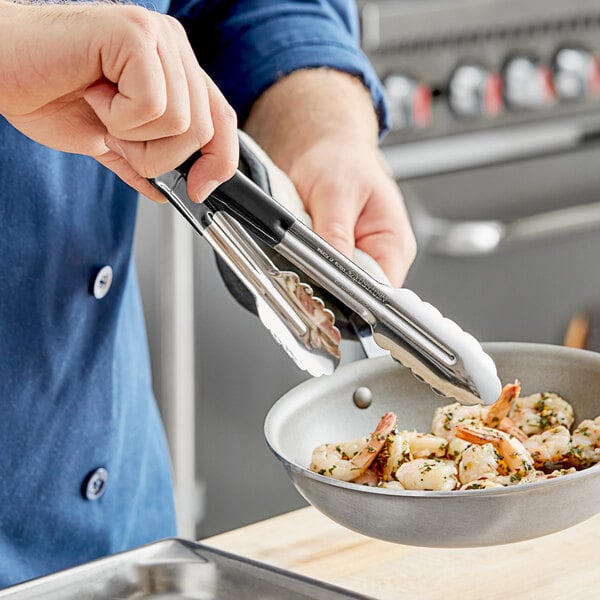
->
xmin=224 ymin=41 xmax=390 ymax=140
xmin=186 ymin=8 xmax=391 ymax=140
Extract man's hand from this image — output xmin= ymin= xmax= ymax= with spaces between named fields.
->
xmin=243 ymin=68 xmax=416 ymax=287
xmin=0 ymin=1 xmax=237 ymax=202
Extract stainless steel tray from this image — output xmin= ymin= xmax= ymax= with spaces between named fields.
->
xmin=0 ymin=538 xmax=371 ymax=599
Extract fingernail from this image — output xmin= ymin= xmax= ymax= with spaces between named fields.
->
xmin=105 ymin=135 xmax=126 ymax=159
xmin=193 ymin=180 xmax=220 ymax=202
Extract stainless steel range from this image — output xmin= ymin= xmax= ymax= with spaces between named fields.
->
xmin=134 ymin=0 xmax=600 ymax=540
xmin=358 ymin=0 xmax=600 ymax=344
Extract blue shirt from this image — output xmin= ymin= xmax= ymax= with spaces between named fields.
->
xmin=0 ymin=0 xmax=386 ymax=588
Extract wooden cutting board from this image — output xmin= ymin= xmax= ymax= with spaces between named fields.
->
xmin=203 ymin=506 xmax=600 ymax=599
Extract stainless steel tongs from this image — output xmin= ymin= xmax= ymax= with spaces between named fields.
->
xmin=151 ymin=152 xmax=502 ymax=406
xmin=151 ymin=164 xmax=342 ymax=378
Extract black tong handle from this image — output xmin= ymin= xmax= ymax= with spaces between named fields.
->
xmin=174 ymin=151 xmax=296 ymax=247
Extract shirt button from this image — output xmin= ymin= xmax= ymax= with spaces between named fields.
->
xmin=82 ymin=467 xmax=109 ymax=500
xmin=92 ymin=266 xmax=113 ymax=299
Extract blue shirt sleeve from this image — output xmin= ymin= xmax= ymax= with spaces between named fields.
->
xmin=170 ymin=0 xmax=390 ymax=137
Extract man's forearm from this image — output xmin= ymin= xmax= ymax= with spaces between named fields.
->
xmin=244 ymin=67 xmax=380 ymax=172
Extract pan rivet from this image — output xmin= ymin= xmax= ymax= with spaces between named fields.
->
xmin=353 ymin=386 xmax=373 ymax=409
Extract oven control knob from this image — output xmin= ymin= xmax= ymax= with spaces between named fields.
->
xmin=383 ymin=74 xmax=432 ymax=130
xmin=504 ymin=56 xmax=557 ymax=109
xmin=553 ymin=47 xmax=600 ymax=99
xmin=448 ymin=64 xmax=503 ymax=118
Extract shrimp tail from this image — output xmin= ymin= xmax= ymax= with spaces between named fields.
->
xmin=485 ymin=379 xmax=521 ymax=428
xmin=350 ymin=411 xmax=397 ymax=473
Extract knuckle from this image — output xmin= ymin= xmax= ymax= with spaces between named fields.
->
xmin=326 ymin=221 xmax=350 ymax=238
xmin=165 ymin=13 xmax=186 ymax=34
xmin=136 ymin=161 xmax=162 ymax=179
xmin=203 ymin=154 xmax=238 ymax=185
xmin=218 ymin=156 xmax=239 ymax=181
xmin=323 ymin=221 xmax=353 ymax=247
xmin=124 ymin=151 xmax=163 ymax=180
xmin=220 ymin=102 xmax=238 ymax=127
xmin=122 ymin=6 xmax=157 ymax=39
xmin=195 ymin=121 xmax=215 ymax=149
xmin=139 ymin=95 xmax=167 ymax=123
xmin=167 ymin=112 xmax=192 ymax=136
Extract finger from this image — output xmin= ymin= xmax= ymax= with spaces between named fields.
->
xmin=354 ymin=182 xmax=417 ymax=287
xmin=103 ymin=75 xmax=235 ymax=181
xmin=102 ymin=68 xmax=209 ymax=179
xmin=305 ymin=177 xmax=365 ymax=261
xmin=104 ymin=130 xmax=203 ymax=179
xmin=84 ymin=40 xmax=168 ymax=135
xmin=96 ymin=149 xmax=168 ymax=203
xmin=86 ymin=19 xmax=196 ymax=142
xmin=186 ymin=77 xmax=239 ymax=202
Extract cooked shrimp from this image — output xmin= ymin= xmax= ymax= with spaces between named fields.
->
xmin=535 ymin=467 xmax=577 ymax=481
xmin=483 ymin=380 xmax=528 ymax=442
xmin=460 ymin=476 xmax=506 ymax=490
xmin=432 ymin=381 xmax=527 ymax=443
xmin=446 ymin=437 xmax=472 ymax=462
xmin=310 ymin=386 xmax=597 ymax=493
xmin=509 ymin=392 xmax=574 ymax=436
xmin=457 ymin=442 xmax=499 ymax=485
xmin=496 ymin=418 xmax=529 ymax=443
xmin=569 ymin=416 xmax=600 ymax=467
xmin=395 ymin=458 xmax=458 ymax=491
xmin=375 ymin=430 xmax=448 ymax=482
xmin=310 ymin=412 xmax=397 ymax=482
xmin=399 ymin=430 xmax=448 ymax=458
xmin=353 ymin=469 xmax=380 ymax=486
xmin=455 ymin=424 xmax=535 ymax=481
xmin=431 ymin=402 xmax=485 ymax=441
xmin=484 ymin=380 xmax=521 ymax=428
xmin=381 ymin=480 xmax=405 ymax=490
xmin=523 ymin=425 xmax=572 ymax=467
xmin=378 ymin=435 xmax=412 ymax=481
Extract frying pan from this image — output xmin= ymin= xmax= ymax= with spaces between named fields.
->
xmin=264 ymin=342 xmax=600 ymax=547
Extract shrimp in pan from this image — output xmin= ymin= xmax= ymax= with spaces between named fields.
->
xmin=374 ymin=430 xmax=447 ymax=482
xmin=309 ymin=383 xmax=592 ymax=492
xmin=484 ymin=380 xmax=521 ymax=428
xmin=455 ymin=423 xmax=536 ymax=482
xmin=431 ymin=402 xmax=485 ymax=441
xmin=395 ymin=458 xmax=458 ymax=491
xmin=457 ymin=442 xmax=499 ymax=486
xmin=509 ymin=391 xmax=574 ymax=436
xmin=399 ymin=430 xmax=448 ymax=458
xmin=377 ymin=435 xmax=412 ymax=481
xmin=431 ymin=381 xmax=527 ymax=443
xmin=310 ymin=412 xmax=397 ymax=482
xmin=523 ymin=425 xmax=572 ymax=468
xmin=569 ymin=416 xmax=600 ymax=467
xmin=483 ymin=380 xmax=528 ymax=442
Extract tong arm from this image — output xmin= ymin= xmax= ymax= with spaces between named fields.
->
xmin=152 ymin=154 xmax=501 ymax=404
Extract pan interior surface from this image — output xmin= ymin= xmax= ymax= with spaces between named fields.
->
xmin=265 ymin=342 xmax=600 ymax=547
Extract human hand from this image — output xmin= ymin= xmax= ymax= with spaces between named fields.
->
xmin=243 ymin=69 xmax=416 ymax=287
xmin=0 ymin=1 xmax=237 ymax=202
xmin=282 ymin=139 xmax=414 ymax=287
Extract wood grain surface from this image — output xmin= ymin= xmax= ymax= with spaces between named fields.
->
xmin=203 ymin=506 xmax=600 ymax=599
